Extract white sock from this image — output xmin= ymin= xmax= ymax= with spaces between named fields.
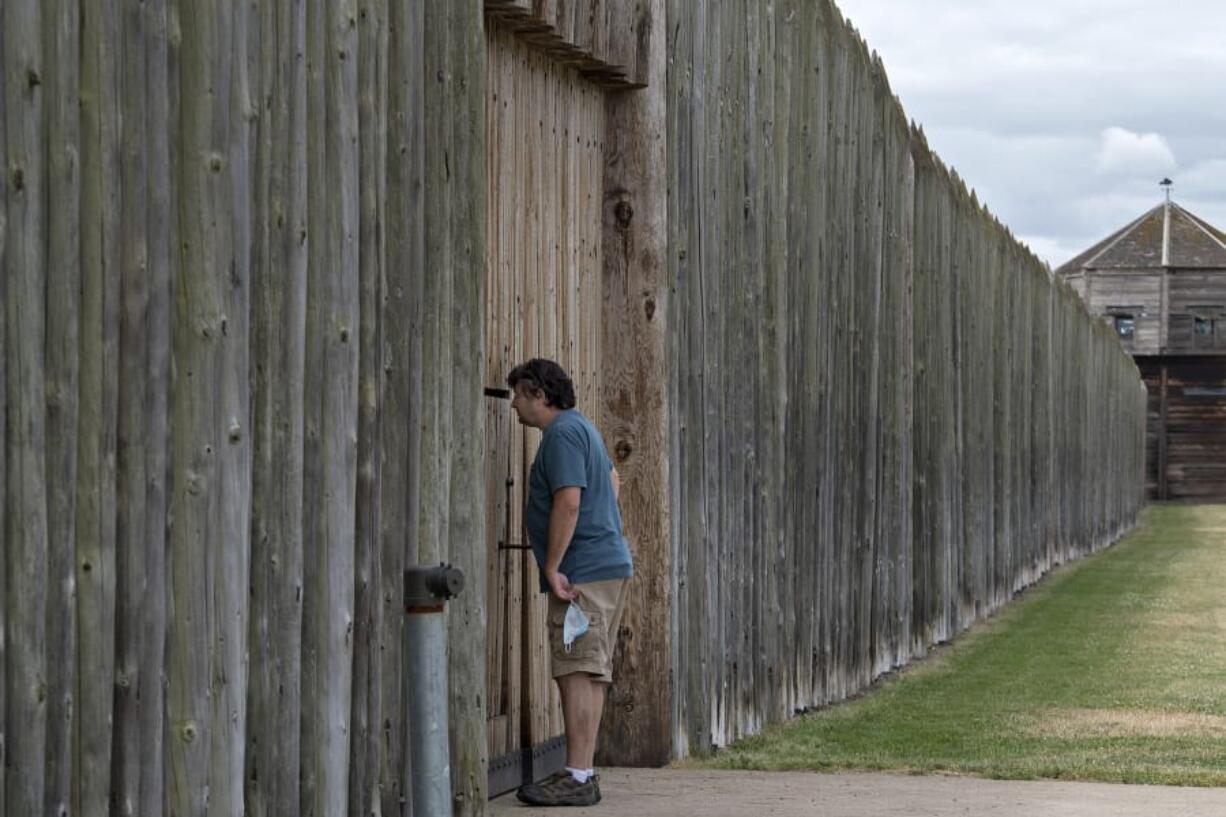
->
xmin=586 ymin=768 xmax=596 ymax=779
xmin=566 ymin=766 xmax=590 ymax=783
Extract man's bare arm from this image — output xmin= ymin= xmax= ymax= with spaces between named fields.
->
xmin=544 ymin=486 xmax=581 ymax=600
xmin=610 ymin=466 xmax=621 ymax=501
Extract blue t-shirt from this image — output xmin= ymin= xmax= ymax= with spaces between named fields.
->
xmin=525 ymin=409 xmax=633 ymax=593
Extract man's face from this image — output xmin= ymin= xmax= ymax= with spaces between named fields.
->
xmin=510 ymin=382 xmax=550 ymax=428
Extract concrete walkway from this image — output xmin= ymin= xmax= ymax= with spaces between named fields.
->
xmin=490 ymin=768 xmax=1226 ymax=816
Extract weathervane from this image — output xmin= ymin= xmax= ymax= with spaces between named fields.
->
xmin=1160 ymin=177 xmax=1173 ymax=203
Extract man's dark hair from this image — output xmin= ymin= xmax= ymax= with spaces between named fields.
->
xmin=507 ymin=358 xmax=576 ymax=409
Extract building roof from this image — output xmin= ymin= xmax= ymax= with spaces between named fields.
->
xmin=1055 ymin=201 xmax=1226 ymax=276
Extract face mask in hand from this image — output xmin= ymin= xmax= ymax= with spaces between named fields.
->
xmin=562 ymin=602 xmax=589 ymax=652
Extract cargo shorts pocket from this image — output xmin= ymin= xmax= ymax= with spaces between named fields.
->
xmin=548 ymin=605 xmax=607 ymax=664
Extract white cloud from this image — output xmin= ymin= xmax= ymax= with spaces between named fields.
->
xmin=832 ymin=0 xmax=1226 ymax=266
xmin=1094 ymin=127 xmax=1177 ymax=176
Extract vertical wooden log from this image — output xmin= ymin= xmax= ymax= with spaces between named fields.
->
xmin=350 ymin=1 xmax=388 ymax=814
xmin=246 ymin=0 xmax=276 ymax=810
xmin=301 ymin=0 xmax=327 ymax=810
xmin=246 ymin=1 xmax=306 ymax=814
xmin=599 ymin=0 xmax=669 ymax=766
xmin=0 ymin=32 xmax=7 ymax=815
xmin=380 ymin=0 xmax=425 ymax=811
xmin=42 ymin=0 xmax=81 ymax=813
xmin=213 ymin=2 xmax=255 ymax=811
xmin=167 ymin=0 xmax=211 ymax=803
xmin=138 ymin=2 xmax=172 ymax=811
xmin=4 ymin=1 xmax=49 ymax=813
xmin=78 ymin=0 xmax=123 ymax=812
xmin=112 ymin=0 xmax=149 ymax=809
xmin=168 ymin=1 xmax=245 ymax=812
xmin=751 ymin=0 xmax=785 ymax=726
xmin=431 ymin=0 xmax=487 ymax=810
xmin=301 ymin=0 xmax=359 ymax=814
xmin=417 ymin=0 xmax=451 ymax=569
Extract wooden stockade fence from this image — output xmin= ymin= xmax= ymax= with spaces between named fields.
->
xmin=4 ymin=0 xmax=1146 ymax=814
xmin=2 ymin=1 xmax=487 ymax=815
xmin=666 ymin=0 xmax=1146 ymax=755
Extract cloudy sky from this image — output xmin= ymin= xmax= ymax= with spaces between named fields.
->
xmin=832 ymin=0 xmax=1226 ymax=267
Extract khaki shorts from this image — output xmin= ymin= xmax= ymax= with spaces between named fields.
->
xmin=548 ymin=577 xmax=629 ymax=683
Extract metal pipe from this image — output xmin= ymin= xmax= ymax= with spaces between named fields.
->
xmin=405 ymin=564 xmax=465 ymax=817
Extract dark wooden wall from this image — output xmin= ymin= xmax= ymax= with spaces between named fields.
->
xmin=1 ymin=1 xmax=486 ymax=815
xmin=666 ymin=0 xmax=1147 ymax=756
xmin=1139 ymin=356 xmax=1226 ymax=501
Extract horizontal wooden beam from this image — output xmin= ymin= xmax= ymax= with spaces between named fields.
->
xmin=485 ymin=0 xmax=647 ymax=88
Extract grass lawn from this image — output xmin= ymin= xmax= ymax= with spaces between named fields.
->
xmin=692 ymin=504 xmax=1226 ymax=786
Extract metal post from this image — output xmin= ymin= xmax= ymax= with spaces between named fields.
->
xmin=405 ymin=564 xmax=465 ymax=817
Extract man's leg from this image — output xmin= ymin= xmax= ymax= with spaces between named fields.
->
xmin=556 ymin=672 xmax=606 ymax=769
xmin=516 ymin=672 xmax=605 ymax=806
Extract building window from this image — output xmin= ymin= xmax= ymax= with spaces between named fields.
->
xmin=1189 ymin=305 xmax=1223 ymax=348
xmin=1107 ymin=306 xmax=1142 ymax=342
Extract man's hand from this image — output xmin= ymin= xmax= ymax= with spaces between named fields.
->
xmin=545 ymin=569 xmax=578 ymax=602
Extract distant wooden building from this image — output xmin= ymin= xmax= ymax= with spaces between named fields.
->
xmin=1057 ymin=197 xmax=1226 ymax=500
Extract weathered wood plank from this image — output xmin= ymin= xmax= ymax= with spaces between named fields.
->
xmin=139 ymin=4 xmax=173 ymax=813
xmin=41 ymin=0 xmax=80 ymax=813
xmin=111 ymin=0 xmax=148 ymax=812
xmin=379 ymin=0 xmax=425 ymax=811
xmin=0 ymin=26 xmax=8 ymax=816
xmin=302 ymin=0 xmax=361 ymax=813
xmin=213 ymin=4 xmax=254 ymax=814
xmin=167 ymin=1 xmax=247 ymax=812
xmin=349 ymin=0 xmax=388 ymax=814
xmin=4 ymin=1 xmax=50 ymax=812
xmin=422 ymin=0 xmax=486 ymax=811
xmin=246 ymin=1 xmax=307 ymax=815
xmin=77 ymin=0 xmax=122 ymax=812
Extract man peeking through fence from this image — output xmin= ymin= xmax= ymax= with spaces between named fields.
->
xmin=508 ymin=358 xmax=634 ymax=808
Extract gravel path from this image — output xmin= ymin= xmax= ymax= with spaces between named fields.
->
xmin=490 ymin=768 xmax=1226 ymax=816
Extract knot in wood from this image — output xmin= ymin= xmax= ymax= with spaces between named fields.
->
xmin=644 ymin=297 xmax=656 ymax=322
xmin=615 ymin=200 xmax=634 ymax=228
xmin=181 ymin=721 xmax=198 ymax=744
xmin=615 ymin=440 xmax=632 ymax=462
xmin=27 ymin=69 xmax=41 ymax=89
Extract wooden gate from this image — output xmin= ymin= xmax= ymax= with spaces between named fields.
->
xmin=483 ymin=16 xmax=617 ymax=792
